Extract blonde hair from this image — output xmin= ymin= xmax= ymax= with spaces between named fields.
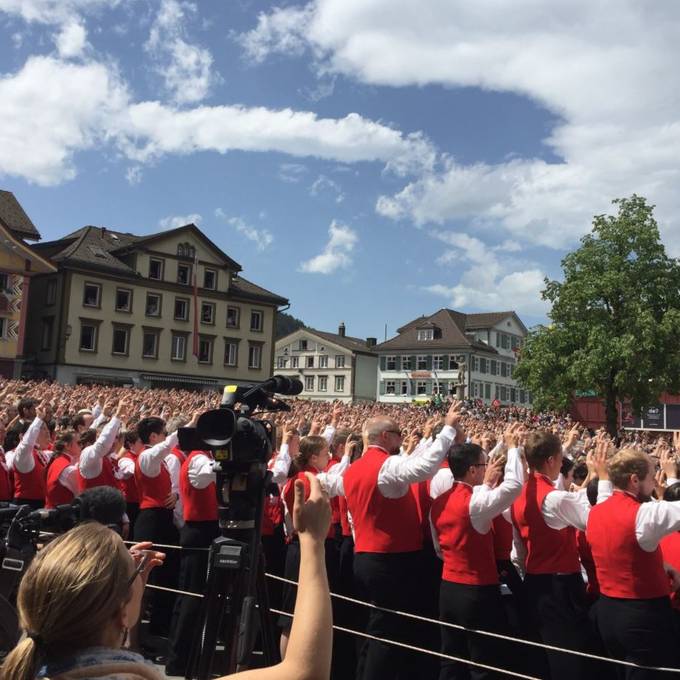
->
xmin=608 ymin=447 xmax=651 ymax=490
xmin=2 ymin=523 xmax=132 ymax=680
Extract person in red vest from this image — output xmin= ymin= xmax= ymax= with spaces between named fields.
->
xmin=587 ymin=446 xmax=680 ymax=676
xmin=661 ymin=479 xmax=680 ymax=617
xmin=430 ymin=433 xmax=523 ymax=680
xmin=116 ymin=428 xmax=144 ymax=530
xmin=44 ymin=431 xmax=81 ymax=508
xmin=341 ymin=401 xmax=462 ymax=680
xmin=0 ymin=420 xmax=12 ymax=502
xmin=278 ymin=433 xmax=351 ymax=659
xmin=166 ymin=447 xmax=219 ymax=677
xmin=511 ymin=432 xmax=611 ymax=680
xmin=77 ymin=399 xmax=128 ymax=493
xmin=8 ymin=403 xmax=50 ymax=509
xmin=133 ymin=412 xmax=199 ymax=638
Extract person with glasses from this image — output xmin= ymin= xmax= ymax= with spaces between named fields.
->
xmin=341 ymin=401 xmax=464 ymax=680
xmin=2 ymin=472 xmax=333 ymax=680
xmin=429 ymin=430 xmax=524 ymax=680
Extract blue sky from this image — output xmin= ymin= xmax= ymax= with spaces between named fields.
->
xmin=1 ymin=1 xmax=679 ymax=340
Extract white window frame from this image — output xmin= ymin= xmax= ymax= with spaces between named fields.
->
xmin=142 ymin=331 xmax=159 ymax=359
xmin=433 ymin=355 xmax=444 ymax=370
xmin=417 ymin=329 xmax=434 ymax=341
xmin=416 ymin=380 xmax=427 ymax=395
xmin=174 ymin=297 xmax=189 ymax=321
xmin=400 ymin=381 xmax=409 ymax=395
xmin=111 ymin=327 xmax=129 ymax=356
xmin=248 ymin=344 xmax=262 ymax=369
xmin=401 ymin=356 xmax=412 ymax=370
xmin=319 ymin=355 xmax=328 ymax=368
xmin=385 ymin=380 xmax=396 ymax=395
xmin=226 ymin=306 xmax=240 ymax=328
xmin=250 ymin=310 xmax=264 ymax=332
xmin=386 ymin=355 xmax=397 ymax=370
xmin=201 ymin=301 xmax=215 ymax=325
xmin=305 ymin=375 xmax=315 ymax=391
xmin=177 ymin=263 xmax=191 ymax=286
xmin=145 ymin=293 xmax=162 ymax=317
xmin=276 ymin=356 xmax=287 ymax=369
xmin=79 ymin=324 xmax=97 ymax=352
xmin=417 ymin=355 xmax=427 ymax=370
xmin=306 ymin=356 xmax=314 ymax=368
xmin=115 ymin=287 xmax=132 ymax=313
xmin=171 ymin=334 xmax=186 ymax=361
xmin=334 ymin=375 xmax=345 ymax=392
xmin=83 ymin=282 xmax=101 ymax=308
xmin=198 ymin=337 xmax=213 ymax=364
xmin=335 ymin=354 xmax=345 ymax=368
xmin=318 ymin=375 xmax=328 ymax=392
xmin=291 ymin=356 xmax=299 ymax=368
xmin=148 ymin=257 xmax=164 ymax=281
xmin=203 ymin=268 xmax=217 ymax=290
xmin=224 ymin=342 xmax=238 ymax=367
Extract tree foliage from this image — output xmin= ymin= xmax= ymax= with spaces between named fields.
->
xmin=514 ymin=195 xmax=680 ymax=434
xmin=275 ymin=311 xmax=306 ymax=339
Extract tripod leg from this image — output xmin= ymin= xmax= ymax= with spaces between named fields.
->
xmin=256 ymin=554 xmax=280 ymax=666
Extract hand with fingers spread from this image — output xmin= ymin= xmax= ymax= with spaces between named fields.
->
xmin=660 ymin=446 xmax=677 ymax=479
xmin=482 ymin=457 xmax=505 ymax=488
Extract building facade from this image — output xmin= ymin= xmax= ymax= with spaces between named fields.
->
xmin=0 ymin=191 xmax=57 ymax=378
xmin=375 ymin=309 xmax=531 ymax=405
xmin=274 ymin=323 xmax=378 ymax=402
xmin=23 ymin=223 xmax=287 ymax=388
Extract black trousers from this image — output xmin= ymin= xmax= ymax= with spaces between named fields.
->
xmin=126 ymin=501 xmax=140 ymax=534
xmin=438 ymin=581 xmax=512 ymax=680
xmin=134 ymin=507 xmax=179 ymax=637
xmin=353 ymin=551 xmax=428 ymax=680
xmin=261 ymin=524 xmax=286 ymax=615
xmin=523 ymin=572 xmax=595 ymax=680
xmin=596 ymin=594 xmax=680 ymax=680
xmin=166 ymin=520 xmax=218 ymax=676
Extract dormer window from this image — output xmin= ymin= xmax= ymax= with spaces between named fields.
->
xmin=177 ymin=242 xmax=196 ymax=259
xmin=417 ymin=328 xmax=434 ymax=341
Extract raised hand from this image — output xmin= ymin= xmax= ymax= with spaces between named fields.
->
xmin=444 ymin=400 xmax=463 ymax=429
xmin=293 ymin=472 xmax=331 ymax=541
xmin=483 ymin=457 xmax=504 ymax=488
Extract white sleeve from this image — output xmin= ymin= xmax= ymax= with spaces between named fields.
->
xmin=188 ymin=454 xmax=216 ymax=489
xmin=79 ymin=417 xmax=121 ymax=479
xmin=429 ymin=467 xmax=453 ymax=500
xmin=139 ymin=432 xmax=179 ymax=478
xmin=377 ymin=425 xmax=455 ymax=499
xmin=317 ymin=457 xmax=351 ymax=498
xmin=326 ymin=455 xmax=350 ymax=479
xmin=58 ymin=464 xmax=79 ymax=495
xmin=411 ymin=436 xmax=433 ymax=458
xmin=322 ymin=425 xmax=336 ymax=446
xmin=165 ymin=454 xmax=181 ymax=493
xmin=469 ymin=448 xmax=524 ymax=533
xmin=91 ymin=412 xmax=107 ymax=430
xmin=13 ymin=417 xmax=43 ymax=474
xmin=117 ymin=456 xmax=135 ymax=479
xmin=429 ymin=513 xmax=443 ymax=559
xmin=487 ymin=440 xmax=504 ymax=459
xmin=636 ymin=500 xmax=680 ymax=552
xmin=542 ymin=480 xmax=613 ymax=531
xmin=270 ymin=444 xmax=292 ymax=485
xmin=92 ymin=403 xmax=102 ymax=419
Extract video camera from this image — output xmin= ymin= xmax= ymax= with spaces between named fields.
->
xmin=177 ymin=375 xmax=302 ymax=531
xmin=178 ymin=376 xmax=302 ymax=679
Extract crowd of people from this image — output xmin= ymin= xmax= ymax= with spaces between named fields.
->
xmin=1 ymin=378 xmax=680 ymax=679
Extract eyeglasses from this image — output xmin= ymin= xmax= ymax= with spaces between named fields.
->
xmin=472 ymin=463 xmax=488 ymax=468
xmin=126 ymin=551 xmax=152 ymax=589
xmin=383 ymin=429 xmax=402 ymax=437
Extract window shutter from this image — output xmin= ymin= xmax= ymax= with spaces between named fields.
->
xmin=426 ymin=355 xmax=432 ymax=370
xmin=380 ymin=356 xmax=386 ymax=371
xmin=379 ymin=381 xmax=386 ymax=395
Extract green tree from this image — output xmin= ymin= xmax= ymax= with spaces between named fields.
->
xmin=515 ymin=195 xmax=680 ymax=435
xmin=275 ymin=310 xmax=306 ymax=339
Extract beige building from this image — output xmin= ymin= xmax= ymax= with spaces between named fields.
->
xmin=24 ymin=223 xmax=287 ymax=388
xmin=274 ymin=323 xmax=378 ymax=403
xmin=0 ymin=191 xmax=57 ymax=378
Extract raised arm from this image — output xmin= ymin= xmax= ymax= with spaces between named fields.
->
xmin=226 ymin=473 xmax=332 ymax=680
xmin=12 ymin=414 xmax=44 ymax=473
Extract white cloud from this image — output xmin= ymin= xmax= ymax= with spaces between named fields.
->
xmin=159 ymin=213 xmax=202 ymax=229
xmin=0 ymin=54 xmax=434 ymax=185
xmin=145 ymin=0 xmax=217 ymax=105
xmin=0 ymin=56 xmax=128 ymax=185
xmin=125 ymin=165 xmax=142 ymax=185
xmin=425 ymin=230 xmax=549 ymax=316
xmin=56 ymin=20 xmax=87 ymax=57
xmin=310 ymin=174 xmax=344 ymax=203
xmin=215 ymin=209 xmax=273 ymax=251
xmin=236 ymin=5 xmax=313 ymax=64
xmin=0 ymin=0 xmax=115 ymax=24
xmin=278 ymin=162 xmax=308 ymax=183
xmin=299 ymin=220 xmax=357 ymax=274
xmin=242 ymin=1 xmax=680 ymax=254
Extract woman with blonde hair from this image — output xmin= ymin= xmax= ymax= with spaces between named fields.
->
xmin=2 ymin=472 xmax=332 ymax=680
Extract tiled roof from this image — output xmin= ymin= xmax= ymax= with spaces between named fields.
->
xmin=307 ymin=329 xmax=377 ymax=355
xmin=0 ymin=190 xmax=41 ymax=240
xmin=464 ymin=311 xmax=514 ymax=329
xmin=376 ymin=308 xmax=502 ymax=354
xmin=230 ymin=275 xmax=288 ymax=306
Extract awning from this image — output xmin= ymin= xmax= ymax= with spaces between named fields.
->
xmin=141 ymin=373 xmax=221 ymax=387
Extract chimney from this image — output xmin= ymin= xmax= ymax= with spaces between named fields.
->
xmin=366 ymin=337 xmax=377 ymax=348
xmin=338 ymin=322 xmax=346 ymax=337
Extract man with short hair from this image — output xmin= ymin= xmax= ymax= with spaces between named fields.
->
xmin=587 ymin=446 xmax=680 ymax=676
xmin=342 ymin=402 xmax=463 ymax=680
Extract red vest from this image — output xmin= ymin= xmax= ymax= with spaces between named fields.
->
xmin=77 ymin=456 xmax=119 ymax=493
xmin=492 ymin=514 xmax=513 ymax=561
xmin=577 ymin=529 xmax=599 ymax=597
xmin=0 ymin=455 xmax=12 ymax=501
xmin=587 ymin=491 xmax=670 ymax=599
xmin=661 ymin=532 xmax=680 ymax=610
xmin=135 ymin=452 xmax=172 ymax=510
xmin=339 ymin=495 xmax=352 ymax=537
xmin=343 ymin=447 xmax=423 ymax=554
xmin=45 ymin=455 xmax=75 ymax=509
xmin=180 ymin=451 xmax=218 ymax=522
xmin=262 ymin=494 xmax=284 ymax=536
xmin=119 ymin=451 xmax=140 ymax=503
xmin=511 ymin=472 xmax=580 ymax=575
xmin=283 ymin=466 xmax=334 ymax=539
xmin=431 ymin=483 xmax=498 ymax=585
xmin=13 ymin=450 xmax=46 ymax=500
xmin=412 ymin=479 xmax=434 ymax=545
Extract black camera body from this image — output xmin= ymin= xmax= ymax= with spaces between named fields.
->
xmin=177 ymin=375 xmax=302 ymax=532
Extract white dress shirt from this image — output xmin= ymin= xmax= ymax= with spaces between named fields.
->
xmin=270 ymin=444 xmax=292 ymax=485
xmin=117 ymin=455 xmax=135 ymax=480
xmin=429 ymin=448 xmax=524 ymax=543
xmin=541 ymin=477 xmax=613 ymax=531
xmin=57 ymin=462 xmax=79 ymax=495
xmin=613 ymin=490 xmax=680 ymax=552
xmin=9 ymin=417 xmax=44 ymax=473
xmin=78 ymin=417 xmax=122 ymax=479
xmin=138 ymin=431 xmax=179 ymax=477
xmin=187 ymin=453 xmax=216 ymax=490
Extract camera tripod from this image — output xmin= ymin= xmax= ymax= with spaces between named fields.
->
xmin=187 ymin=472 xmax=280 ymax=680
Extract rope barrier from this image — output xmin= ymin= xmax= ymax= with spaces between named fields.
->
xmin=271 ymin=607 xmax=541 ymax=680
xmin=145 ymin=583 xmax=204 ymax=598
xmin=127 ymin=541 xmax=680 ymax=675
xmin=123 ymin=540 xmax=209 ymax=552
